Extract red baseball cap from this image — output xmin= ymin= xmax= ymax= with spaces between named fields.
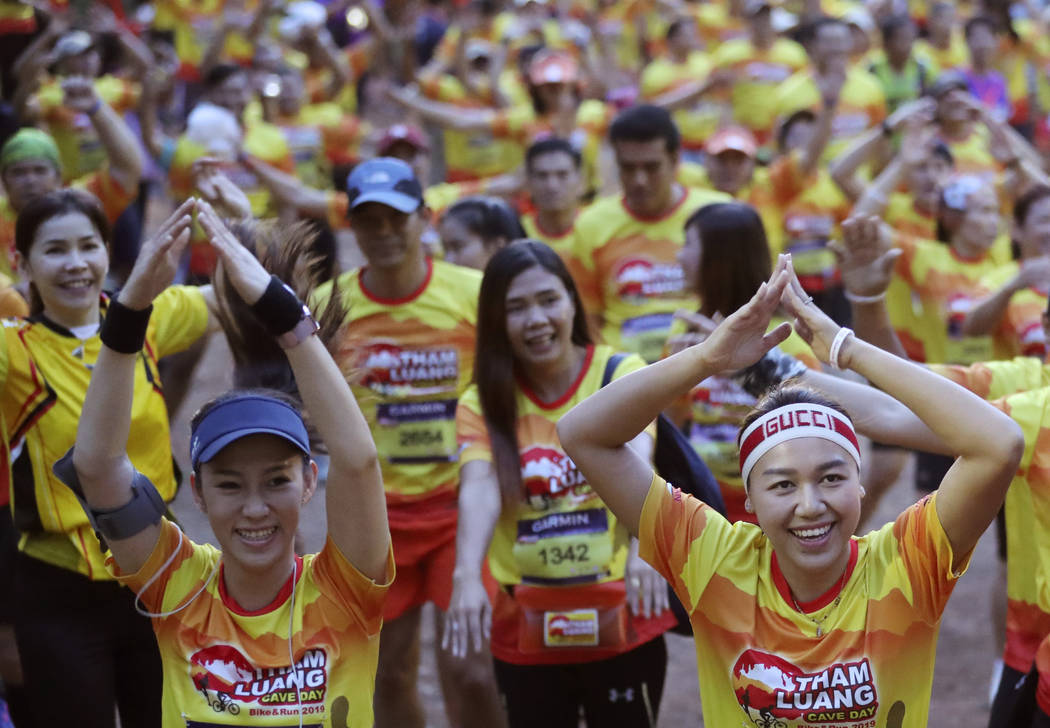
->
xmin=377 ymin=124 xmax=430 ymax=155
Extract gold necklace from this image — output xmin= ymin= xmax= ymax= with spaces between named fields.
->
xmin=791 ymin=593 xmax=842 ymax=637
xmin=789 ymin=566 xmax=849 ymax=637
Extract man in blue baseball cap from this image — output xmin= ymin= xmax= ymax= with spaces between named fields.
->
xmin=312 ymin=157 xmax=504 ymax=728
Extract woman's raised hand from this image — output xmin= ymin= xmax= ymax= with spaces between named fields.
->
xmin=196 ymin=200 xmax=271 ymax=305
xmin=696 ymin=256 xmax=791 ymax=374
xmin=118 ymin=198 xmax=196 ymax=310
xmin=830 ymin=216 xmax=900 ymax=298
xmin=192 ymin=158 xmax=252 ymax=221
xmin=780 ymin=258 xmax=846 ymax=367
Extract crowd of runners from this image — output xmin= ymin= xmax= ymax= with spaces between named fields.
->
xmin=3 ymin=0 xmax=1050 ymax=726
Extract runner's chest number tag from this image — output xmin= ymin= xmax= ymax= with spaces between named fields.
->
xmin=376 ymin=399 xmax=458 ymax=464
xmin=515 ymin=508 xmax=613 ymax=584
xmin=543 ymin=609 xmax=599 ymax=647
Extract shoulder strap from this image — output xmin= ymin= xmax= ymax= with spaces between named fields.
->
xmin=601 ymin=353 xmax=627 ymax=388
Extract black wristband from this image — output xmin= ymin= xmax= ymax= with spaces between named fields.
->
xmin=100 ymin=299 xmax=153 ymax=354
xmin=251 ymin=275 xmax=306 ymax=337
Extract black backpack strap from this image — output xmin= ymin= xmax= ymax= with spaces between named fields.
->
xmin=601 ymin=353 xmax=626 ymax=388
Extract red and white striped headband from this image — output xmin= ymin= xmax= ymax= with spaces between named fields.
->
xmin=738 ymin=403 xmax=861 ymax=487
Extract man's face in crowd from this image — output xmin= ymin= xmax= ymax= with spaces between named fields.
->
xmin=613 ymin=138 xmax=678 ymax=217
xmin=811 ymin=22 xmax=852 ymax=73
xmin=526 ymin=150 xmax=582 ymax=213
xmin=209 ymin=71 xmax=252 ymax=120
xmin=2 ymin=159 xmax=62 ymax=212
xmin=348 ymin=202 xmax=427 ymax=270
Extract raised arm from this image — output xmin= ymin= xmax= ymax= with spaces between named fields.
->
xmin=781 ymin=263 xmax=1024 ymax=566
xmin=198 ymin=202 xmax=389 ymax=581
xmin=68 ymin=199 xmax=197 ymax=574
xmin=62 ymin=76 xmax=144 ymax=193
xmin=241 ymin=154 xmax=330 ymax=219
xmin=961 ymin=257 xmax=1050 ymax=336
xmin=386 ymin=84 xmax=499 ymax=133
xmin=557 ymin=268 xmax=792 ymax=534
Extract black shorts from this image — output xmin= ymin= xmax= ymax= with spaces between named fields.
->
xmin=988 ymin=663 xmax=1038 ymax=728
xmin=0 ymin=506 xmax=17 ymax=622
xmin=493 ymin=636 xmax=667 ymax=728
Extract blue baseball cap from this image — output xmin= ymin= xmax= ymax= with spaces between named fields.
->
xmin=345 ymin=157 xmax=424 ymax=214
xmin=190 ymin=394 xmax=310 ymax=471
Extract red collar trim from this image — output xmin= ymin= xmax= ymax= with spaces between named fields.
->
xmin=620 ymin=185 xmax=687 ymax=222
xmin=358 ymin=257 xmax=433 ymax=305
xmin=219 ymin=555 xmax=304 ymax=616
xmin=532 ymin=212 xmax=577 ymax=239
xmin=518 ymin=344 xmax=595 ymax=410
xmin=771 ymin=539 xmax=858 ymax=612
xmin=949 ymin=246 xmax=988 ymax=264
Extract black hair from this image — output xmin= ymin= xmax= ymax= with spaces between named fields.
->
xmin=1014 ymin=184 xmax=1050 ymax=227
xmin=797 ymin=15 xmax=850 ymax=47
xmin=777 ymin=109 xmax=816 ymax=153
xmin=14 ymin=189 xmax=111 ymax=315
xmin=203 ymin=63 xmax=246 ymax=91
xmin=964 ymin=15 xmax=1000 ymax=41
xmin=684 ymin=202 xmax=772 ymax=317
xmin=609 ymin=104 xmax=680 ymax=155
xmin=525 ymin=137 xmax=582 ymax=171
xmin=475 ymin=240 xmax=591 ymax=504
xmin=441 ymin=196 xmax=526 ymax=248
xmin=879 ymin=14 xmax=915 ymax=46
xmin=931 ymin=141 xmax=954 ymax=167
xmin=666 ymin=16 xmax=692 ymax=41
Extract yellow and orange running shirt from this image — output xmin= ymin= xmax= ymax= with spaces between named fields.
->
xmin=929 ymin=358 xmax=1050 ymax=673
xmin=312 ymin=258 xmax=478 ymax=526
xmin=5 ymin=286 xmax=208 ymax=579
xmin=768 ymin=152 xmax=851 ymax=295
xmin=274 ymin=104 xmax=370 ymax=190
xmin=112 ymin=519 xmax=393 ymax=727
xmin=571 ymin=186 xmax=729 ymax=362
xmin=711 ymin=38 xmax=809 ymax=144
xmin=640 ymin=51 xmax=721 ymax=151
xmin=34 ymin=74 xmax=140 ymax=182
xmin=640 ymin=475 xmax=968 ymax=728
xmin=419 ymin=74 xmax=527 ymax=183
xmin=978 ymin=262 xmax=1048 ymax=359
xmin=892 ymin=233 xmax=1002 ymax=364
xmin=152 ymin=0 xmax=256 ymax=80
xmin=520 ymin=211 xmax=589 ymax=295
xmin=775 ymin=67 xmax=887 ymax=162
xmin=457 ymin=344 xmax=672 ymax=664
xmin=914 ymin=36 xmax=969 ymax=75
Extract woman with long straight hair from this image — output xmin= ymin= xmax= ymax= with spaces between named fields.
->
xmin=558 ymin=255 xmax=1024 ymax=728
xmin=446 ymin=240 xmax=676 ymax=727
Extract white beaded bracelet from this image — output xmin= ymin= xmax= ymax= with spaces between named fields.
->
xmin=843 ymin=290 xmax=887 ymax=304
xmin=829 ymin=327 xmax=855 ymax=370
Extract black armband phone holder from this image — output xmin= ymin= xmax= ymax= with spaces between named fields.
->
xmin=53 ymin=448 xmax=166 ymax=551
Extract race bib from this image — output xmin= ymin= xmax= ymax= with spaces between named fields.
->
xmin=514 ymin=508 xmax=613 ymax=585
xmin=375 ymin=399 xmax=458 ymax=464
xmin=620 ymin=312 xmax=674 ymax=363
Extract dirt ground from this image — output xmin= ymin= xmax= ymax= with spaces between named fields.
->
xmin=169 ymin=331 xmax=1000 ymax=728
